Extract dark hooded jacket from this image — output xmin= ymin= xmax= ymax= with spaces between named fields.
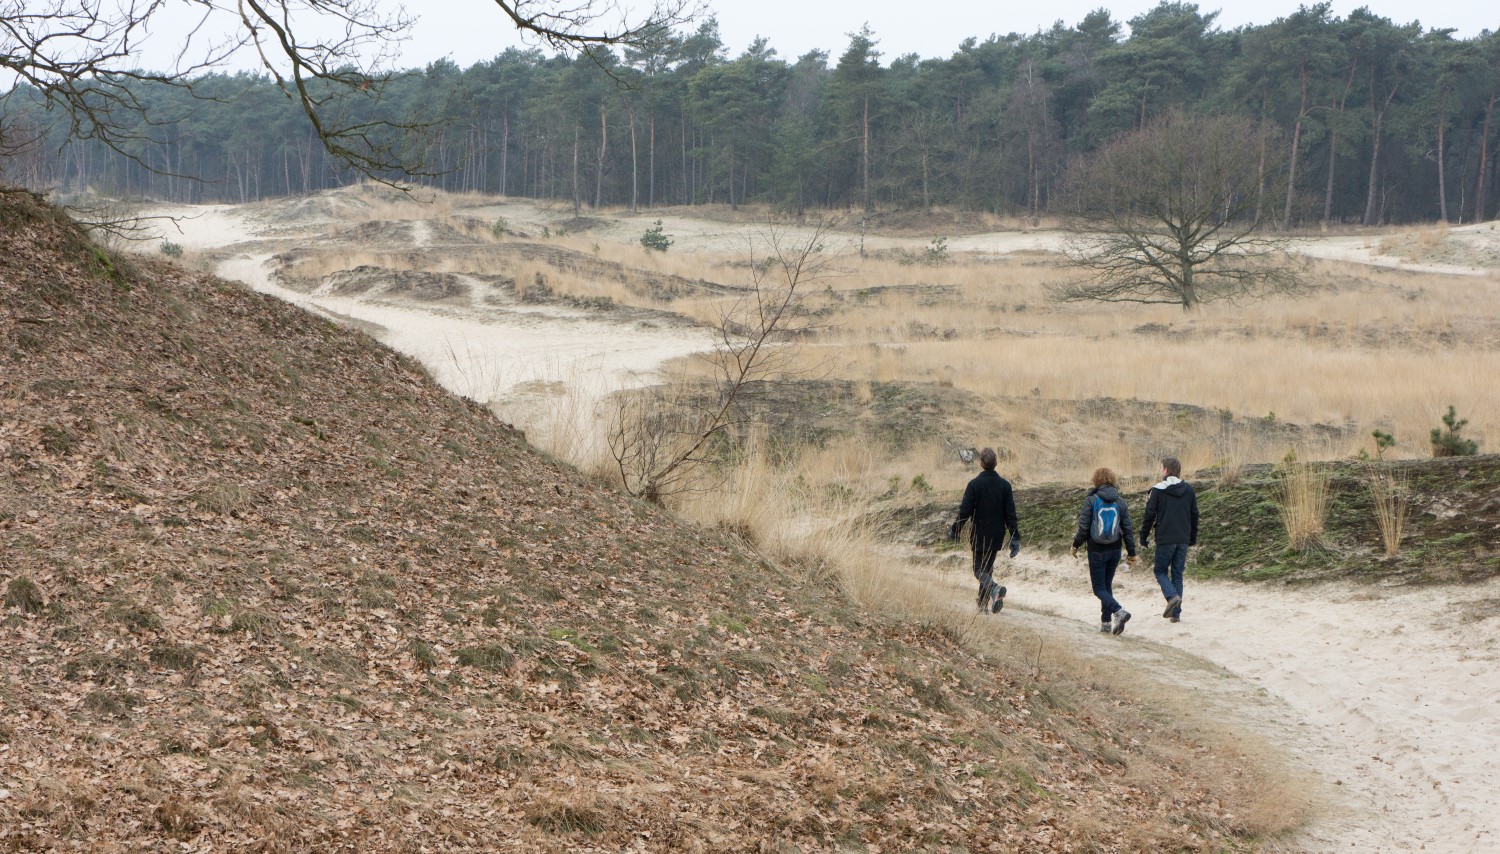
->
xmin=955 ymin=470 xmax=1019 ymax=546
xmin=1072 ymin=485 xmax=1138 ymax=555
xmin=1140 ymin=477 xmax=1199 ymax=546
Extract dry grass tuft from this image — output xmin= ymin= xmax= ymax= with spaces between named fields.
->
xmin=191 ymin=481 xmax=254 ymax=515
xmin=5 ymin=576 xmax=46 ymax=614
xmin=1368 ymin=469 xmax=1412 ymax=556
xmin=522 ymin=792 xmax=618 ymax=835
xmin=153 ymin=797 xmax=204 ymax=838
xmin=1276 ymin=463 xmax=1331 ymax=550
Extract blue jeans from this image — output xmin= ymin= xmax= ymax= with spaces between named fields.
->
xmin=1087 ymin=549 xmax=1123 ymax=622
xmin=1153 ymin=543 xmax=1189 ymax=612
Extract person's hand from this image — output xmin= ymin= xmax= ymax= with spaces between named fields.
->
xmin=1069 ymin=546 xmax=1079 ymax=559
xmin=1008 ymin=539 xmax=1021 ymax=559
xmin=947 ymin=522 xmax=960 ymax=542
xmin=1125 ymin=554 xmax=1137 ymax=570
xmin=1140 ymin=537 xmax=1150 ymax=549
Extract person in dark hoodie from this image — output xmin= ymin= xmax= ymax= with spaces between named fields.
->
xmin=949 ymin=447 xmax=1020 ymax=614
xmin=1070 ymin=467 xmax=1139 ymax=635
xmin=1140 ymin=456 xmax=1199 ymax=623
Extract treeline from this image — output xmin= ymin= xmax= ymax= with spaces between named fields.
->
xmin=6 ymin=1 xmax=1500 ymax=225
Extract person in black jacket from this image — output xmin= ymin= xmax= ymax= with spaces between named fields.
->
xmin=1070 ymin=467 xmax=1139 ymax=635
xmin=1139 ymin=456 xmax=1199 ymax=623
xmin=949 ymin=447 xmax=1020 ymax=614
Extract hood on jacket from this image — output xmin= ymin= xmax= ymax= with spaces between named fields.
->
xmin=1093 ymin=485 xmax=1121 ymax=502
xmin=1153 ymin=476 xmax=1189 ymax=496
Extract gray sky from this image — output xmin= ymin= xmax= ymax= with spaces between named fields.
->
xmin=131 ymin=0 xmax=1493 ymax=75
xmin=402 ymin=0 xmax=1492 ymax=67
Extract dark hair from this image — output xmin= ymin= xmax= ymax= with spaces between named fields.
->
xmin=1091 ymin=467 xmax=1117 ymax=487
xmin=979 ymin=447 xmax=998 ymax=470
xmin=1161 ymin=456 xmax=1182 ymax=478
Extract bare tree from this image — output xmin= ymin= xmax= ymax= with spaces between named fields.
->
xmin=1 ymin=0 xmax=700 ymax=177
xmin=1055 ymin=111 xmax=1307 ymax=311
xmin=608 ymin=218 xmax=838 ymax=503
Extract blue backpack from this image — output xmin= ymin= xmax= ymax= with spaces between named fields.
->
xmin=1090 ymin=496 xmax=1122 ymax=544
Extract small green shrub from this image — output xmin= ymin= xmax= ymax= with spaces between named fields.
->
xmin=640 ymin=219 xmax=673 ymax=252
xmin=159 ymin=240 xmax=184 ymax=258
xmin=1430 ymin=405 xmax=1479 ymax=457
xmin=490 ymin=217 xmax=509 ymax=238
xmin=924 ymin=236 xmax=950 ymax=265
xmin=1371 ymin=429 xmax=1396 ymax=460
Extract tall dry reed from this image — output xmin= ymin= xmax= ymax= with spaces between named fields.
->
xmin=1276 ymin=463 xmax=1330 ymax=550
xmin=1367 ymin=469 xmax=1411 ymax=556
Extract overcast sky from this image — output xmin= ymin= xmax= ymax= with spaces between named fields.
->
xmin=405 ymin=0 xmax=1491 ymax=66
xmin=133 ymin=0 xmax=1493 ymax=75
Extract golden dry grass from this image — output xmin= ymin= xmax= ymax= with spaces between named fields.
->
xmin=1276 ymin=463 xmax=1332 ymax=550
xmin=1368 ymin=469 xmax=1412 ymax=556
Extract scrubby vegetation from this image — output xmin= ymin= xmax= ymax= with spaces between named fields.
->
xmin=0 ymin=190 xmax=1299 ymax=849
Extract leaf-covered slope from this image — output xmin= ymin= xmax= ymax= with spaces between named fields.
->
xmin=1 ymin=189 xmax=1268 ymax=852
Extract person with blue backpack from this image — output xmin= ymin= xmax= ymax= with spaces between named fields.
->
xmin=1070 ymin=467 xmax=1139 ymax=635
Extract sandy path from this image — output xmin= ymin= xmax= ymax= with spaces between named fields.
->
xmin=927 ymin=553 xmax=1500 ymax=852
xmin=145 ymin=205 xmax=713 ymax=454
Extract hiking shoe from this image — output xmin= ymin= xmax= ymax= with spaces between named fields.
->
xmin=1099 ymin=621 xmax=1112 ymax=633
xmin=1169 ymin=614 xmax=1180 ymax=623
xmin=1112 ymin=610 xmax=1132 ymax=635
xmin=1163 ymin=595 xmax=1182 ymax=618
xmin=990 ymin=585 xmax=1007 ymax=613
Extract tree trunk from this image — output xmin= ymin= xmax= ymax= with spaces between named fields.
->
xmin=629 ymin=110 xmax=638 ymax=213
xmin=1253 ymin=93 xmax=1267 ymax=225
xmin=921 ymin=147 xmax=930 ymax=211
xmin=648 ymin=114 xmax=656 ymax=209
xmin=1364 ymin=90 xmax=1398 ymax=226
xmin=595 ymin=101 xmax=607 ymax=210
xmin=1437 ymin=107 xmax=1449 ymax=223
xmin=1282 ymin=66 xmax=1309 ymax=230
xmin=727 ymin=141 xmax=736 ymax=211
xmin=572 ymin=125 xmax=580 ymax=217
xmin=1323 ymin=64 xmax=1358 ymax=226
xmin=501 ymin=113 xmax=509 ymax=197
xmin=862 ymin=96 xmax=872 ymax=213
xmin=1478 ymin=94 xmax=1496 ymax=223
xmin=1179 ymin=258 xmax=1197 ymax=312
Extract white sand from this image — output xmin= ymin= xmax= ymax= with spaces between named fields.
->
xmin=143 ymin=203 xmax=712 ymax=458
xmin=939 ymin=553 xmax=1500 ymax=853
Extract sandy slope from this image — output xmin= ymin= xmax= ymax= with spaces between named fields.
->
xmin=930 ymin=553 xmax=1500 ymax=853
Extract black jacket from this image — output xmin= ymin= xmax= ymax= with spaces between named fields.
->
xmin=1140 ymin=478 xmax=1199 ymax=546
xmin=1072 ymin=485 xmax=1138 ymax=555
xmin=955 ymin=470 xmax=1019 ymax=545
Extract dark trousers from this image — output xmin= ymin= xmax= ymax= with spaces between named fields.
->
xmin=1087 ymin=548 xmax=1123 ymax=621
xmin=972 ymin=535 xmax=1002 ymax=602
xmin=1153 ymin=543 xmax=1189 ymax=614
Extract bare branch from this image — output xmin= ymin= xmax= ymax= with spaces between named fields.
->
xmin=2 ymin=1 xmax=702 ymax=182
xmin=608 ymin=216 xmax=841 ymax=503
